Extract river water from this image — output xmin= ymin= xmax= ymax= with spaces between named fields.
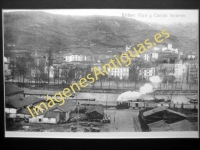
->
xmin=73 ymin=92 xmax=197 ymax=105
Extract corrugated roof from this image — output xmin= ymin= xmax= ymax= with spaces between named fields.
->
xmin=143 ymin=106 xmax=167 ymax=117
xmin=148 ymin=120 xmax=173 ymax=131
xmin=44 ymin=111 xmax=60 ymax=118
xmin=6 ymin=95 xmax=45 ymax=109
xmin=169 ymin=120 xmax=198 ymax=131
xmin=167 ymin=109 xmax=187 ymax=118
xmin=49 ymin=100 xmax=76 ymax=112
xmin=143 ymin=107 xmax=186 ymax=118
xmin=5 ymin=82 xmax=24 ymax=95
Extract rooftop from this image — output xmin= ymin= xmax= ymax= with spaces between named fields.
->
xmin=5 ymin=82 xmax=24 ymax=96
xmin=49 ymin=100 xmax=76 ymax=112
xmin=6 ymin=95 xmax=45 ymax=109
xmin=44 ymin=111 xmax=60 ymax=118
xmin=148 ymin=119 xmax=197 ymax=131
xmin=143 ymin=107 xmax=187 ymax=118
xmin=85 ymin=105 xmax=104 ymax=115
xmin=169 ymin=119 xmax=198 ymax=131
xmin=148 ymin=120 xmax=173 ymax=131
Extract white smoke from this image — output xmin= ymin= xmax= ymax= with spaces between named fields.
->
xmin=117 ymin=76 xmax=162 ymax=102
xmin=149 ymin=76 xmax=162 ymax=84
xmin=117 ymin=91 xmax=141 ymax=102
xmin=149 ymin=76 xmax=162 ymax=89
xmin=139 ymin=83 xmax=153 ymax=95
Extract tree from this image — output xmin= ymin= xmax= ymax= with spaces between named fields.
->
xmin=129 ymin=57 xmax=148 ymax=89
xmin=114 ymin=76 xmax=121 ymax=89
xmin=15 ymin=53 xmax=35 ymax=87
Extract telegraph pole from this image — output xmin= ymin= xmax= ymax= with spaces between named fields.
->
xmin=167 ymin=58 xmax=170 ymax=89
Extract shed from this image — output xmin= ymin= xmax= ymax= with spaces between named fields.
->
xmin=148 ymin=120 xmax=173 ymax=132
xmin=142 ymin=106 xmax=187 ymax=124
xmin=43 ymin=111 xmax=60 ymax=124
xmin=48 ymin=100 xmax=76 ymax=122
xmin=169 ymin=119 xmax=198 ymax=131
xmin=29 ymin=115 xmax=45 ymax=123
xmin=85 ymin=106 xmax=104 ymax=120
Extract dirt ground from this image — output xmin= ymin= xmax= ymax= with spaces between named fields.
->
xmin=101 ymin=109 xmax=141 ymax=132
xmin=7 ymin=109 xmax=141 ymax=132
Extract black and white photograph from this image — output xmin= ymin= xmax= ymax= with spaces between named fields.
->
xmin=3 ymin=9 xmax=199 ymax=138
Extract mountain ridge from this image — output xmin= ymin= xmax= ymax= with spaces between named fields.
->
xmin=4 ymin=11 xmax=198 ymax=55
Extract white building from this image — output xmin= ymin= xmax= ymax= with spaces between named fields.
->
xmin=108 ymin=67 xmax=129 ymax=80
xmin=144 ymin=54 xmax=150 ymax=62
xmin=162 ymin=43 xmax=178 ymax=54
xmin=64 ymin=53 xmax=87 ymax=62
xmin=151 ymin=53 xmax=159 ymax=59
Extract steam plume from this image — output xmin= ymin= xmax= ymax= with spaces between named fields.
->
xmin=117 ymin=76 xmax=162 ymax=102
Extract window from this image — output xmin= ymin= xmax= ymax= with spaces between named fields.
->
xmin=39 ymin=119 xmax=42 ymax=122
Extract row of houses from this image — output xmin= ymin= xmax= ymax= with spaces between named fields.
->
xmin=5 ymin=82 xmax=105 ymax=124
xmin=4 ymin=42 xmax=198 ymax=82
xmin=5 ymin=82 xmax=77 ymax=124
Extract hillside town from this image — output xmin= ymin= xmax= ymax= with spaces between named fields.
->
xmin=4 ymin=10 xmax=198 ymax=133
xmin=4 ymin=42 xmax=198 ymax=132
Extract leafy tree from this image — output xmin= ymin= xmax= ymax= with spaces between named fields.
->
xmin=128 ymin=57 xmax=150 ymax=89
xmin=15 ymin=53 xmax=35 ymax=86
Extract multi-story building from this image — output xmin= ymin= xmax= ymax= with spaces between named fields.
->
xmin=151 ymin=53 xmax=159 ymax=59
xmin=64 ymin=53 xmax=86 ymax=62
xmin=139 ymin=67 xmax=156 ymax=80
xmin=63 ymin=53 xmax=93 ymax=62
xmin=144 ymin=54 xmax=150 ymax=62
xmin=162 ymin=43 xmax=178 ymax=54
xmin=107 ymin=67 xmax=129 ymax=80
xmin=187 ymin=63 xmax=198 ymax=83
xmin=158 ymin=64 xmax=175 ymax=76
xmin=174 ymin=61 xmax=187 ymax=82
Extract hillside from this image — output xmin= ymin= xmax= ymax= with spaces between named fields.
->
xmin=3 ymin=11 xmax=198 ymax=55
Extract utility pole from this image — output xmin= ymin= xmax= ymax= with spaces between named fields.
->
xmin=167 ymin=58 xmax=170 ymax=89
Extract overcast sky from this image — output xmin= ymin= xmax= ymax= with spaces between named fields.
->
xmin=3 ymin=9 xmax=198 ymax=24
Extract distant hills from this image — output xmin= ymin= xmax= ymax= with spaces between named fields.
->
xmin=4 ymin=11 xmax=198 ymax=55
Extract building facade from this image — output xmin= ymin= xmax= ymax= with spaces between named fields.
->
xmin=174 ymin=62 xmax=187 ymax=82
xmin=187 ymin=63 xmax=198 ymax=83
xmin=107 ymin=67 xmax=129 ymax=80
xmin=139 ymin=67 xmax=156 ymax=80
